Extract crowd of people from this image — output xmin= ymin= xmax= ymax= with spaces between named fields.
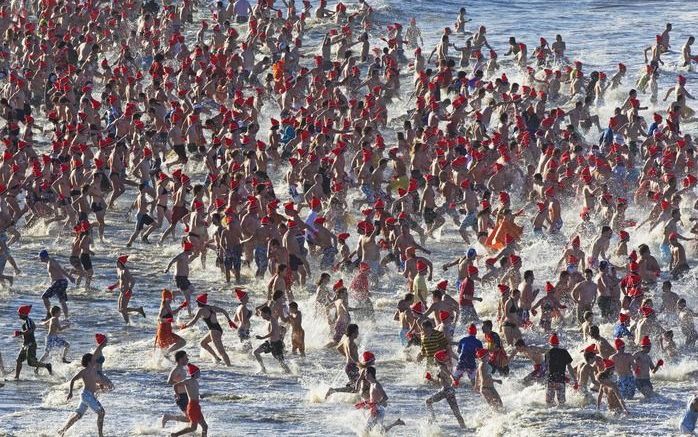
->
xmin=0 ymin=0 xmax=697 ymax=435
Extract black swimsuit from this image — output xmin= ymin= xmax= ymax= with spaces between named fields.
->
xmin=203 ymin=308 xmax=223 ymax=332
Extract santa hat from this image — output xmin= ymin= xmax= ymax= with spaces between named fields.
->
xmin=468 ymin=323 xmax=477 ymax=336
xmin=549 ymin=333 xmax=560 ymax=346
xmin=410 ymin=301 xmax=425 ymax=314
xmin=234 ymin=289 xmax=247 ymax=300
xmin=17 ymin=304 xmax=32 ymax=316
xmin=187 ymin=363 xmax=200 ymax=376
xmin=95 ymin=333 xmax=107 ymax=345
xmin=195 ymin=293 xmax=208 ymax=305
xmin=640 ymin=335 xmax=651 ymax=347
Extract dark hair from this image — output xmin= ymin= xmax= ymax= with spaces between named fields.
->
xmin=515 ymin=339 xmax=526 ymax=347
xmin=590 ymin=325 xmax=599 ymax=337
xmin=81 ymin=353 xmax=93 ymax=367
xmin=346 ymin=323 xmax=359 ymax=337
xmin=289 ymin=302 xmax=298 ymax=310
xmin=482 ymin=320 xmax=493 ymax=329
xmin=174 ymin=350 xmax=187 ymax=362
xmin=421 ymin=319 xmax=433 ymax=329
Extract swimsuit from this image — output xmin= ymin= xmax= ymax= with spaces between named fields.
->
xmin=175 ymin=392 xmax=189 ymax=412
xmin=155 ymin=313 xmax=178 ymax=348
xmin=203 ymin=309 xmax=223 ymax=333
xmin=320 ymin=247 xmax=338 ymax=270
xmin=260 ymin=339 xmax=284 ymax=359
xmin=45 ymin=334 xmax=69 ymax=351
xmin=254 ymin=245 xmax=268 ymax=272
xmin=175 ymin=275 xmax=191 ymax=291
xmin=618 ymin=374 xmax=635 ymax=399
xmin=224 ymin=244 xmax=242 ymax=271
xmin=76 ymin=390 xmax=103 ymax=415
xmin=42 ymin=278 xmax=69 ymax=302
xmin=186 ymin=399 xmax=204 ymax=424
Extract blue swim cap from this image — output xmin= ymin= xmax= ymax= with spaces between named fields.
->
xmin=467 ymin=248 xmax=477 ymax=258
xmin=39 ymin=250 xmax=49 ymax=259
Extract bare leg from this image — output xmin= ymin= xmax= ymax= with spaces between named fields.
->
xmin=199 ymin=334 xmax=221 ymax=362
xmin=211 ymin=334 xmax=231 ymax=366
xmin=58 ymin=412 xmax=82 ymax=436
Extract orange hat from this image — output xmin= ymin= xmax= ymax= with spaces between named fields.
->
xmin=434 ymin=349 xmax=449 ymax=363
xmin=95 ymin=333 xmax=107 ymax=345
xmin=438 ymin=311 xmax=450 ymax=322
xmin=549 ymin=333 xmax=560 ymax=346
xmin=468 ymin=323 xmax=477 ymax=335
xmin=614 ymin=338 xmax=625 ymax=350
xmin=475 ymin=348 xmax=488 ymax=359
xmin=361 ymin=351 xmax=376 ymax=365
xmin=234 ymin=288 xmax=247 ymax=300
xmin=162 ymin=289 xmax=173 ymax=301
xmin=640 ymin=335 xmax=651 ymax=347
xmin=187 ymin=363 xmax=200 ymax=375
xmin=195 ymin=293 xmax=208 ymax=305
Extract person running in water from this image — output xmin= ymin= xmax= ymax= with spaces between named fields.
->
xmin=58 ymin=353 xmax=107 ymax=437
xmin=14 ymin=304 xmax=53 ymax=379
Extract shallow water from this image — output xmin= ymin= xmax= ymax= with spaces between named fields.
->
xmin=1 ymin=0 xmax=698 ymax=436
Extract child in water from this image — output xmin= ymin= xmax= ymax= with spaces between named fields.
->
xmin=37 ymin=306 xmax=71 ymax=369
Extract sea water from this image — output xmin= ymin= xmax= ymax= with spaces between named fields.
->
xmin=1 ymin=0 xmax=697 ymax=436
